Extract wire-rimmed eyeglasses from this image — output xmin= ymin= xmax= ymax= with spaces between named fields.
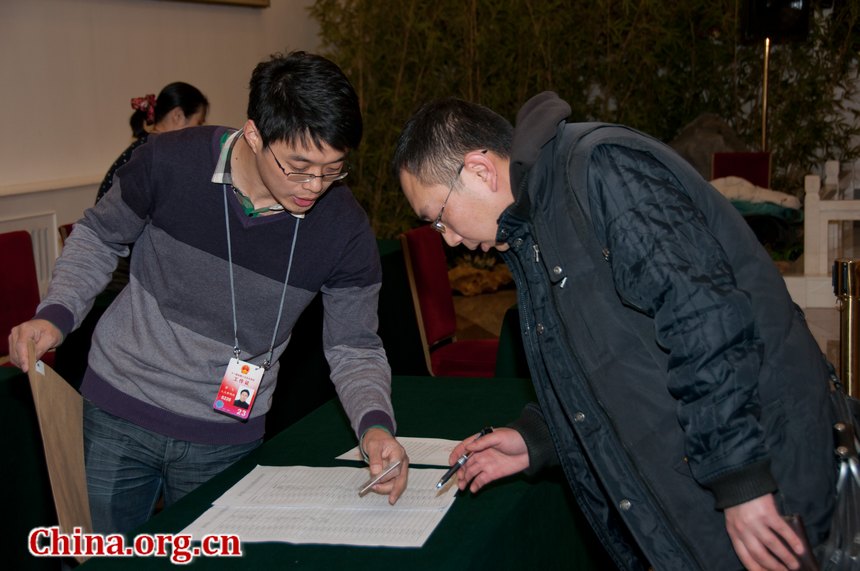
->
xmin=268 ymin=147 xmax=349 ymax=184
xmin=431 ymin=164 xmax=465 ymax=234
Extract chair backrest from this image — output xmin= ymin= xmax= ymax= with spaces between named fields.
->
xmin=400 ymin=225 xmax=458 ymax=353
xmin=376 ymin=239 xmax=430 ymax=376
xmin=0 ymin=231 xmax=41 ymax=358
xmin=26 ymin=342 xmax=92 ymax=563
xmin=711 ymin=151 xmax=772 ymax=189
xmin=58 ymin=223 xmax=75 ymax=245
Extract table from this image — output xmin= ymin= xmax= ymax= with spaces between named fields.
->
xmin=79 ymin=376 xmax=613 ymax=569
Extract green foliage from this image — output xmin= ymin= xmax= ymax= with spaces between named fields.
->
xmin=309 ymin=0 xmax=860 ymax=238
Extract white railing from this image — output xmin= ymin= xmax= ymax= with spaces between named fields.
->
xmin=803 ymin=174 xmax=860 ymax=276
xmin=785 ymin=161 xmax=860 ymax=309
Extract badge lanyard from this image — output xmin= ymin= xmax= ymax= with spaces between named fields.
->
xmin=211 ymin=149 xmax=298 ymax=421
xmin=222 ymin=183 xmax=298 ymax=370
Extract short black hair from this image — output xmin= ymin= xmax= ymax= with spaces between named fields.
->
xmin=247 ymin=51 xmax=362 ymax=152
xmin=392 ymin=97 xmax=513 ymax=186
xmin=240 ymin=389 xmax=250 ymax=396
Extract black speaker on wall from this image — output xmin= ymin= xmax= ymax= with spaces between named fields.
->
xmin=742 ymin=0 xmax=811 ymax=44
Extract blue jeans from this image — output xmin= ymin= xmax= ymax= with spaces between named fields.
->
xmin=83 ymin=401 xmax=261 ymax=534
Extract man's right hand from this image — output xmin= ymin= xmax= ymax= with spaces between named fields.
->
xmin=8 ymin=319 xmax=61 ymax=372
xmin=449 ymin=427 xmax=530 ymax=493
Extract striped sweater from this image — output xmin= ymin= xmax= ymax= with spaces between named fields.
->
xmin=37 ymin=126 xmax=394 ymax=444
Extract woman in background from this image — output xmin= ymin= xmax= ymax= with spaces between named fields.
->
xmin=94 ymin=81 xmax=208 ymax=291
xmin=95 ymin=82 xmax=208 ymax=203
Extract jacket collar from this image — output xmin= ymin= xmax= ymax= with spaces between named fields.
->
xmin=509 ymin=91 xmax=571 ymax=197
xmin=499 ymin=92 xmax=571 ymax=237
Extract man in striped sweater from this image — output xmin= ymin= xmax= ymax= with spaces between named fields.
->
xmin=8 ymin=52 xmax=408 ymax=533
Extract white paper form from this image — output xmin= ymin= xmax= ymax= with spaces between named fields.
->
xmin=336 ymin=436 xmax=461 ymax=467
xmin=181 ymin=465 xmax=458 ymax=547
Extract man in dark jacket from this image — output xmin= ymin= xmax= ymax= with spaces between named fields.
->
xmin=392 ymin=92 xmax=836 ymax=570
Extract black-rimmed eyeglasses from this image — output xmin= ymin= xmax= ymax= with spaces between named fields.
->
xmin=431 ymin=164 xmax=465 ymax=234
xmin=268 ymin=147 xmax=349 ymax=183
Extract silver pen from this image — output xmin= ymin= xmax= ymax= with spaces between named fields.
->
xmin=358 ymin=460 xmax=402 ymax=497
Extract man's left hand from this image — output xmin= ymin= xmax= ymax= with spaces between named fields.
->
xmin=724 ymin=494 xmax=804 ymax=571
xmin=361 ymin=428 xmax=409 ymax=504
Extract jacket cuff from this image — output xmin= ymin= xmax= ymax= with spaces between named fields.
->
xmin=704 ymin=458 xmax=778 ymax=509
xmin=34 ymin=304 xmax=75 ymax=339
xmin=508 ymin=402 xmax=559 ymax=476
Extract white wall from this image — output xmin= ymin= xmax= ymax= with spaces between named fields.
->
xmin=0 ymin=0 xmax=321 ymax=294
xmin=0 ymin=0 xmax=320 ymax=197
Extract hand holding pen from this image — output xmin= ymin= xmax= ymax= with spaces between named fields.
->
xmin=442 ymin=427 xmax=531 ymax=494
xmin=359 ymin=460 xmax=403 ymax=497
xmin=435 ymin=427 xmax=494 ymax=489
xmin=359 ymin=428 xmax=409 ymax=504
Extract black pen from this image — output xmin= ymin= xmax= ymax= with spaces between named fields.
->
xmin=435 ymin=427 xmax=493 ymax=490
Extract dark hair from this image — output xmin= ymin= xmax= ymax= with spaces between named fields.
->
xmin=247 ymin=51 xmax=362 ymax=152
xmin=392 ymin=98 xmax=513 ymax=187
xmin=240 ymin=389 xmax=250 ymax=396
xmin=129 ymin=82 xmax=209 ymax=139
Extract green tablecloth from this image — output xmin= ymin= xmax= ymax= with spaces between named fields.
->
xmin=78 ymin=376 xmax=613 ymax=569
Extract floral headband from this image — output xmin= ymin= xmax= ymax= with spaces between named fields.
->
xmin=131 ymin=94 xmax=157 ymax=124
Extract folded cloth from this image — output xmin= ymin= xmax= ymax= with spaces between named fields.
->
xmin=711 ymin=176 xmax=801 ymax=209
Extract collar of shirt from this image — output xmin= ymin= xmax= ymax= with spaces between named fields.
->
xmin=211 ymin=128 xmax=242 ymax=186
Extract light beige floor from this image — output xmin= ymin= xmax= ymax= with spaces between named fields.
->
xmin=453 ymin=289 xmax=517 ymax=340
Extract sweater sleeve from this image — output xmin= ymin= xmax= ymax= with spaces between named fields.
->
xmin=586 ymin=144 xmax=777 ymax=509
xmin=35 ymin=144 xmax=153 ymax=336
xmin=321 ymin=221 xmax=395 ymax=439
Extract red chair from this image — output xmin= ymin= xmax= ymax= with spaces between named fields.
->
xmin=711 ymin=151 xmax=772 ymax=188
xmin=0 ymin=230 xmax=53 ymax=367
xmin=400 ymin=225 xmax=498 ymax=377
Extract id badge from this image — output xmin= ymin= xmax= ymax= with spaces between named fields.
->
xmin=213 ymin=358 xmax=264 ymax=421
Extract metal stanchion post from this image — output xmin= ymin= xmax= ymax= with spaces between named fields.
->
xmin=833 ymin=258 xmax=860 ymax=397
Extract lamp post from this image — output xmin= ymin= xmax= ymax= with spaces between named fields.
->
xmin=761 ymin=37 xmax=770 ymax=152
xmin=834 ymin=258 xmax=860 ymax=397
